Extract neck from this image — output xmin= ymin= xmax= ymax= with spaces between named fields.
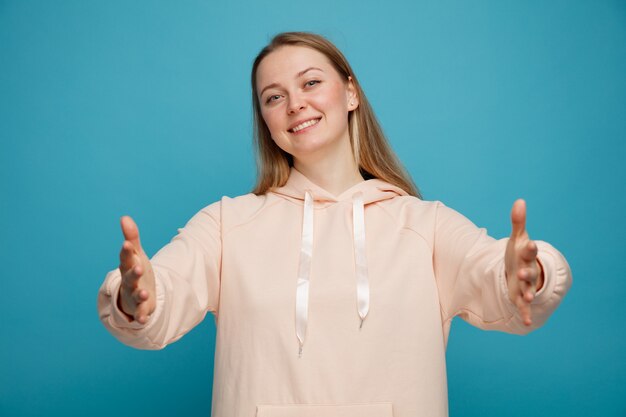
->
xmin=293 ymin=138 xmax=364 ymax=196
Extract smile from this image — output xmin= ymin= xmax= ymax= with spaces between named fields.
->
xmin=289 ymin=118 xmax=321 ymax=133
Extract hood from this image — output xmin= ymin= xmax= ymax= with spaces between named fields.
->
xmin=270 ymin=167 xmax=409 ymax=357
xmin=272 ymin=167 xmax=409 ymax=205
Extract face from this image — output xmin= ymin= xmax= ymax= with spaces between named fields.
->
xmin=255 ymin=45 xmax=358 ymax=162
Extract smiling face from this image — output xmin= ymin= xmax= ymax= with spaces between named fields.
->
xmin=255 ymin=45 xmax=359 ymax=164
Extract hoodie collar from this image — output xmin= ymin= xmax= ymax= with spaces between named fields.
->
xmin=272 ymin=167 xmax=409 ymax=205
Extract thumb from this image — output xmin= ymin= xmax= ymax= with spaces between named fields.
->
xmin=120 ymin=215 xmax=143 ymax=253
xmin=510 ymin=199 xmax=527 ymax=239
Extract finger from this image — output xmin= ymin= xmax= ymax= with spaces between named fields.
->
xmin=120 ymin=216 xmax=143 ymax=253
xmin=523 ymin=281 xmax=535 ymax=303
xmin=119 ymin=241 xmax=137 ymax=272
xmin=121 ymin=261 xmax=143 ymax=288
xmin=517 ymin=266 xmax=539 ymax=286
xmin=519 ymin=240 xmax=538 ymax=263
xmin=518 ymin=268 xmax=537 ymax=300
xmin=119 ymin=283 xmax=149 ymax=319
xmin=510 ymin=199 xmax=527 ymax=239
xmin=132 ymin=287 xmax=149 ymax=303
xmin=515 ymin=296 xmax=532 ymax=326
xmin=518 ymin=266 xmax=537 ymax=284
xmin=135 ymin=310 xmax=147 ymax=325
xmin=135 ymin=301 xmax=151 ymax=324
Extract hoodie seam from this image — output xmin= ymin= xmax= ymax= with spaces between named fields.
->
xmin=377 ymin=200 xmax=451 ymax=329
xmin=374 ymin=201 xmax=434 ymax=252
xmin=433 ymin=201 xmax=452 ymax=322
xmin=221 ymin=195 xmax=284 ymax=238
xmin=267 ymin=192 xmax=342 ymax=210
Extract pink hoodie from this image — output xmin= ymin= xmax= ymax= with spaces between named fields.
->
xmin=98 ymin=167 xmax=572 ymax=417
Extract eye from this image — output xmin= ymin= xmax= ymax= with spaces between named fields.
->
xmin=304 ymin=80 xmax=321 ymax=88
xmin=265 ymin=94 xmax=282 ymax=104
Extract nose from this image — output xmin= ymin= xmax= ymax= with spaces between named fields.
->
xmin=287 ymin=93 xmax=307 ymax=114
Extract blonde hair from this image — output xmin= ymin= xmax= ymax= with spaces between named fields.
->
xmin=251 ymin=32 xmax=421 ymax=198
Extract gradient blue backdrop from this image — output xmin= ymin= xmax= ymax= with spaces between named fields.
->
xmin=1 ymin=1 xmax=624 ymax=416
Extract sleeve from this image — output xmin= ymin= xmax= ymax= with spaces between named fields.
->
xmin=432 ymin=201 xmax=572 ymax=335
xmin=97 ymin=201 xmax=222 ymax=350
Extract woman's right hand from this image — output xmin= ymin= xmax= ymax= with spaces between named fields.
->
xmin=118 ymin=216 xmax=156 ymax=324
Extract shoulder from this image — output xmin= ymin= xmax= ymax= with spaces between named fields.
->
xmin=205 ymin=192 xmax=285 ymax=232
xmin=219 ymin=192 xmax=272 ymax=215
xmin=374 ymin=195 xmax=442 ymax=221
xmin=182 ymin=192 xmax=272 ymax=235
xmin=381 ymin=197 xmax=470 ymax=220
xmin=375 ymin=197 xmax=474 ymax=239
xmin=192 ymin=192 xmax=266 ymax=216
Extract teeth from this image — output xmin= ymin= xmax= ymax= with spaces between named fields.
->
xmin=291 ymin=118 xmax=320 ymax=132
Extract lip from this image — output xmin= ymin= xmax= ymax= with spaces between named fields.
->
xmin=288 ymin=117 xmax=322 ymax=133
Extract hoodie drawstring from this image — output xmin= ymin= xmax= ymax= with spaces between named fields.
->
xmin=295 ymin=191 xmax=370 ymax=357
xmin=296 ymin=191 xmax=314 ymax=357
xmin=352 ymin=191 xmax=370 ymax=329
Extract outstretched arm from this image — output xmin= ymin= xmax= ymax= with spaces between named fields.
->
xmin=98 ymin=202 xmax=223 ymax=349
xmin=433 ymin=199 xmax=571 ymax=335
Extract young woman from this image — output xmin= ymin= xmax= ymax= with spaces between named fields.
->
xmin=98 ymin=32 xmax=572 ymax=417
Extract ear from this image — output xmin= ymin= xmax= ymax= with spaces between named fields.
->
xmin=347 ymin=76 xmax=359 ymax=111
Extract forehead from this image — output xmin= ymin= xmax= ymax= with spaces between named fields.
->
xmin=256 ymin=45 xmax=338 ymax=89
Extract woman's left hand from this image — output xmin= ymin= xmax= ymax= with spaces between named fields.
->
xmin=505 ymin=199 xmax=545 ymax=326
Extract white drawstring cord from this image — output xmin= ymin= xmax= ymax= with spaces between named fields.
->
xmin=295 ymin=191 xmax=313 ymax=357
xmin=352 ymin=192 xmax=370 ymax=329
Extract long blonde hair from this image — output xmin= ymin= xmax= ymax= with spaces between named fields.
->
xmin=251 ymin=32 xmax=421 ymax=198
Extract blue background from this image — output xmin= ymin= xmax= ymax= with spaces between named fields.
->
xmin=1 ymin=0 xmax=625 ymax=416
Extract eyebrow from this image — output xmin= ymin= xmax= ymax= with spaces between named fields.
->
xmin=259 ymin=67 xmax=324 ymax=97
